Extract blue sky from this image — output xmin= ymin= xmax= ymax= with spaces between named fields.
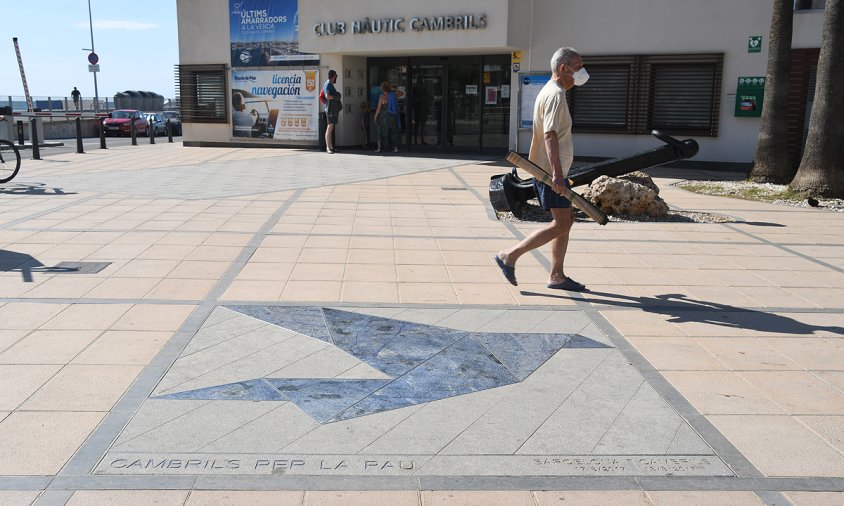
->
xmin=1 ymin=1 xmax=179 ymax=101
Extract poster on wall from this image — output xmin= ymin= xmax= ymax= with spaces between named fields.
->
xmin=230 ymin=0 xmax=319 ymax=67
xmin=518 ymin=73 xmax=550 ymax=129
xmin=231 ymin=69 xmax=319 ymax=141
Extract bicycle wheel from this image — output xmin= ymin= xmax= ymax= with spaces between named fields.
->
xmin=0 ymin=140 xmax=21 ymax=184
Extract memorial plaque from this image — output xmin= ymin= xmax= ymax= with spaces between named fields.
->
xmin=99 ymin=306 xmax=732 ymax=478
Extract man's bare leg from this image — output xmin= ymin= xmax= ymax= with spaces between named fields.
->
xmin=325 ymin=123 xmax=335 ymax=152
xmin=497 ymin=207 xmax=573 ymax=274
xmin=547 ymin=207 xmax=574 ymax=284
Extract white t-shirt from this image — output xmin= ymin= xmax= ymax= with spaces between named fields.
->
xmin=529 ymin=80 xmax=573 ymax=177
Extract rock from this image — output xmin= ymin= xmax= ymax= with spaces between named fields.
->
xmin=583 ymin=175 xmax=669 ymax=217
xmin=618 ymin=171 xmax=660 ymax=194
xmin=807 ymin=197 xmax=819 ymax=207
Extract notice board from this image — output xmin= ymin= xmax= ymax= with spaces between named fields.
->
xmin=518 ymin=73 xmax=550 ymax=129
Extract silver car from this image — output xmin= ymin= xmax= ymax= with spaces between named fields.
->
xmin=162 ymin=111 xmax=182 ymax=136
xmin=143 ymin=113 xmax=167 ymax=136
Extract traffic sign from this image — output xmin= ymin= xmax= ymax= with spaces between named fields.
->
xmin=88 ymin=52 xmax=99 ymax=65
xmin=88 ymin=64 xmax=100 ymax=72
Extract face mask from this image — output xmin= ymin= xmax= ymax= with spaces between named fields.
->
xmin=572 ymin=68 xmax=589 ymax=86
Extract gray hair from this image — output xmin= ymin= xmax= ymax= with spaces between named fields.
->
xmin=550 ymin=47 xmax=579 ymax=73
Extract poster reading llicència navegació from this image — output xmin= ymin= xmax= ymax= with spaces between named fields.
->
xmin=232 ymin=69 xmax=319 ymax=142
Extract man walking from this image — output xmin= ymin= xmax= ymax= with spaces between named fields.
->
xmin=323 ymin=70 xmax=341 ymax=153
xmin=495 ymin=47 xmax=590 ymax=292
xmin=71 ymin=87 xmax=81 ymax=110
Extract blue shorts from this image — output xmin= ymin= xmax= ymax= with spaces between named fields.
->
xmin=533 ymin=178 xmax=572 ymax=210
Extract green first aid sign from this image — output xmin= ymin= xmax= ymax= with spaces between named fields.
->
xmin=735 ymin=76 xmax=765 ymax=117
xmin=748 ymin=36 xmax=762 ymax=53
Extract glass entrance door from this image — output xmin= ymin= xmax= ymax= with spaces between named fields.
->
xmin=481 ymin=55 xmax=512 ymax=151
xmin=447 ymin=62 xmax=482 ymax=151
xmin=410 ymin=65 xmax=443 ymax=148
xmin=369 ymin=55 xmax=509 ymax=153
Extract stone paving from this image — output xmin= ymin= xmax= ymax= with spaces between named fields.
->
xmin=0 ymin=143 xmax=842 ymax=504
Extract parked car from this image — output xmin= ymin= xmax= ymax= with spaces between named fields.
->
xmin=162 ymin=110 xmax=182 ymax=136
xmin=144 ymin=113 xmax=167 ymax=136
xmin=102 ymin=109 xmax=149 ymax=137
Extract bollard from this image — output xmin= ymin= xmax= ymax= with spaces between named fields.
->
xmin=75 ymin=117 xmax=84 ymax=154
xmin=16 ymin=121 xmax=24 ymax=146
xmin=100 ymin=120 xmax=107 ymax=149
xmin=131 ymin=119 xmax=137 ymax=146
xmin=166 ymin=119 xmax=173 ymax=143
xmin=149 ymin=120 xmax=155 ymax=144
xmin=30 ymin=118 xmax=41 ymax=160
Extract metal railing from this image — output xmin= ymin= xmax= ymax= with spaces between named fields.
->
xmin=3 ymin=95 xmax=179 ymax=113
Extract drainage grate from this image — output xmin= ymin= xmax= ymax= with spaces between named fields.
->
xmin=50 ymin=261 xmax=112 ymax=274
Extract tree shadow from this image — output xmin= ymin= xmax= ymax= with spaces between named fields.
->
xmin=0 ymin=250 xmax=79 ymax=282
xmin=520 ymin=290 xmax=844 ymax=336
xmin=0 ymin=183 xmax=76 ymax=196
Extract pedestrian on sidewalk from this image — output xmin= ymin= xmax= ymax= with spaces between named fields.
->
xmin=374 ymin=81 xmax=400 ymax=153
xmin=71 ymin=87 xmax=81 ymax=110
xmin=494 ymin=46 xmax=590 ymax=292
xmin=323 ymin=70 xmax=341 ymax=154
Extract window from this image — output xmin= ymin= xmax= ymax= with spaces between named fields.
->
xmin=568 ymin=53 xmax=723 ymax=136
xmin=795 ymin=0 xmax=825 ymax=10
xmin=175 ymin=64 xmax=228 ymax=123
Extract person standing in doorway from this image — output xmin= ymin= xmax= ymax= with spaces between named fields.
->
xmin=71 ymin=87 xmax=81 ymax=110
xmin=494 ymin=46 xmax=590 ymax=292
xmin=374 ymin=81 xmax=400 ymax=153
xmin=323 ymin=70 xmax=341 ymax=153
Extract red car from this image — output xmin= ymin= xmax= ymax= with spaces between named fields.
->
xmin=102 ymin=109 xmax=149 ymax=136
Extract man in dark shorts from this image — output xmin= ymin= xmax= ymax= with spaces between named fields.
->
xmin=71 ymin=87 xmax=81 ymax=110
xmin=495 ymin=47 xmax=590 ymax=292
xmin=323 ymin=70 xmax=341 ymax=153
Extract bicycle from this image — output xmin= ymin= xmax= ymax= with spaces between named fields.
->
xmin=0 ymin=139 xmax=21 ymax=183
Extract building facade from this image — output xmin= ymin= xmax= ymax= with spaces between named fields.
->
xmin=176 ymin=0 xmax=825 ymax=164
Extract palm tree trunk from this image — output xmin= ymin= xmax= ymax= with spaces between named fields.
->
xmin=749 ymin=0 xmax=794 ymax=183
xmin=790 ymin=0 xmax=844 ymax=197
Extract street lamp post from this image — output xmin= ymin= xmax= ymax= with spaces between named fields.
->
xmin=85 ymin=0 xmax=100 ymax=112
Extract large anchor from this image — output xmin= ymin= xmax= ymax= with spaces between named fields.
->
xmin=489 ymin=130 xmax=699 ymax=218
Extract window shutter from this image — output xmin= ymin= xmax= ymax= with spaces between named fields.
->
xmin=569 ymin=64 xmax=631 ymax=132
xmin=175 ymin=64 xmax=229 ymax=123
xmin=568 ymin=53 xmax=722 ymax=137
xmin=648 ymin=63 xmax=720 ymax=135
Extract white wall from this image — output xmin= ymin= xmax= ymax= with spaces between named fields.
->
xmin=793 ymin=10 xmax=825 ymax=48
xmin=178 ymin=0 xmax=234 ymax=143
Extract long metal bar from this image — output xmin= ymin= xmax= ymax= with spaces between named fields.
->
xmin=12 ymin=38 xmax=33 ymax=112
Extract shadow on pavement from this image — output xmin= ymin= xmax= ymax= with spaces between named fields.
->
xmin=735 ymin=221 xmax=787 ymax=227
xmin=521 ymin=290 xmax=844 ymax=336
xmin=0 ymin=183 xmax=76 ymax=195
xmin=0 ymin=250 xmax=79 ymax=282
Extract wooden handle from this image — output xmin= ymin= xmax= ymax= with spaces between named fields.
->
xmin=506 ymin=151 xmax=608 ymax=225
